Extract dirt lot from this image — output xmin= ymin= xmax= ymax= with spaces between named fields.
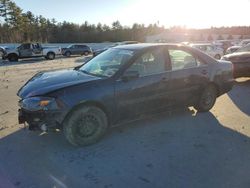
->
xmin=0 ymin=57 xmax=250 ymax=188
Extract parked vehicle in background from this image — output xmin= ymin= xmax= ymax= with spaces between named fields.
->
xmin=2 ymin=43 xmax=61 ymax=62
xmin=225 ymin=45 xmax=241 ymax=54
xmin=62 ymin=44 xmax=92 ymax=57
xmin=190 ymin=43 xmax=224 ymax=59
xmin=214 ymin=40 xmax=234 ymax=54
xmin=17 ymin=43 xmax=234 ymax=146
xmin=238 ymin=39 xmax=250 ymax=47
xmin=93 ymin=41 xmax=139 ymax=57
xmin=0 ymin=46 xmax=6 ymax=58
xmin=222 ymin=43 xmax=250 ymax=78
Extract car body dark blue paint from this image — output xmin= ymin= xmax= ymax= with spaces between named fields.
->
xmin=18 ymin=43 xmax=234 ymax=131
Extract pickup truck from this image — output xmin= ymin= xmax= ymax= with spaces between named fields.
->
xmin=2 ymin=43 xmax=61 ymax=62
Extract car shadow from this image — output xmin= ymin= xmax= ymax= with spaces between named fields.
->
xmin=0 ymin=108 xmax=250 ymax=188
xmin=227 ymin=78 xmax=250 ymax=115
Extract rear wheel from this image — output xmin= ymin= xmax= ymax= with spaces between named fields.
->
xmin=195 ymin=85 xmax=217 ymax=112
xmin=65 ymin=51 xmax=71 ymax=57
xmin=8 ymin=54 xmax=18 ymax=62
xmin=46 ymin=52 xmax=55 ymax=60
xmin=63 ymin=105 xmax=108 ymax=146
xmin=84 ymin=51 xmax=89 ymax=56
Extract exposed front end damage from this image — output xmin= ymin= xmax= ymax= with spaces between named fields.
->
xmin=18 ymin=97 xmax=68 ymax=131
xmin=18 ymin=108 xmax=67 ymax=131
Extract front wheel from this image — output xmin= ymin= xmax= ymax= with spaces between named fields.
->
xmin=65 ymin=51 xmax=71 ymax=57
xmin=46 ymin=52 xmax=55 ymax=60
xmin=63 ymin=105 xmax=108 ymax=146
xmin=8 ymin=54 xmax=18 ymax=62
xmin=195 ymin=85 xmax=217 ymax=112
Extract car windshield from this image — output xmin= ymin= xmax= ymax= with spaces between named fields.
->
xmin=80 ymin=48 xmax=134 ymax=77
xmin=236 ymin=44 xmax=250 ymax=52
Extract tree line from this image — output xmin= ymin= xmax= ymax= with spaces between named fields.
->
xmin=0 ymin=0 xmax=250 ymax=43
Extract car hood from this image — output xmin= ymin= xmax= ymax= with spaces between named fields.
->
xmin=228 ymin=45 xmax=241 ymax=49
xmin=17 ymin=69 xmax=102 ymax=98
xmin=5 ymin=48 xmax=18 ymax=54
xmin=223 ymin=52 xmax=250 ymax=60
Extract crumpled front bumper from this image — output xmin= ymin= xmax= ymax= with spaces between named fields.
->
xmin=18 ymin=108 xmax=67 ymax=130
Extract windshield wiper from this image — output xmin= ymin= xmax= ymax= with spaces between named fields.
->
xmin=79 ymin=70 xmax=108 ymax=78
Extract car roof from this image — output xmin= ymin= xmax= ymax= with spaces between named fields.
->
xmin=113 ymin=43 xmax=218 ymax=64
xmin=113 ymin=43 xmax=183 ymax=50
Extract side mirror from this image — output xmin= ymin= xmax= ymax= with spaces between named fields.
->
xmin=121 ymin=70 xmax=139 ymax=81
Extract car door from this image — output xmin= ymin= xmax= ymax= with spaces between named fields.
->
xmin=19 ymin=44 xmax=32 ymax=57
xmin=167 ymin=47 xmax=210 ymax=106
xmin=79 ymin=45 xmax=86 ymax=54
xmin=70 ymin=45 xmax=77 ymax=55
xmin=32 ymin=44 xmax=43 ymax=56
xmin=75 ymin=45 xmax=82 ymax=55
xmin=115 ymin=47 xmax=172 ymax=122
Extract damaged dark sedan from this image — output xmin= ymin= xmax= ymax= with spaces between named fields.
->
xmin=222 ymin=43 xmax=250 ymax=78
xmin=18 ymin=44 xmax=234 ymax=146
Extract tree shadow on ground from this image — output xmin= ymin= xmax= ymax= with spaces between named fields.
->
xmin=0 ymin=107 xmax=250 ymax=188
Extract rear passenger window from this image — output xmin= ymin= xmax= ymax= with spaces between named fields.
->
xmin=128 ymin=48 xmax=165 ymax=76
xmin=169 ymin=49 xmax=202 ymax=70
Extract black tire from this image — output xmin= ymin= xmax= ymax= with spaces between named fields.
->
xmin=84 ymin=51 xmax=89 ymax=56
xmin=195 ymin=85 xmax=217 ymax=112
xmin=65 ymin=51 xmax=71 ymax=57
xmin=63 ymin=105 xmax=108 ymax=146
xmin=46 ymin=52 xmax=55 ymax=60
xmin=214 ymin=54 xmax=221 ymax=59
xmin=8 ymin=54 xmax=18 ymax=62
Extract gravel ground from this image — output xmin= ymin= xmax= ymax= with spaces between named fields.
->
xmin=0 ymin=57 xmax=250 ymax=188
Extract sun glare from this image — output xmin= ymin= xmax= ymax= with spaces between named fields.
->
xmin=119 ymin=0 xmax=250 ymax=28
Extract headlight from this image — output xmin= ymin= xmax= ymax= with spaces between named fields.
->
xmin=20 ymin=97 xmax=59 ymax=111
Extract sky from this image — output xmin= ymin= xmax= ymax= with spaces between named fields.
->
xmin=14 ymin=0 xmax=250 ymax=28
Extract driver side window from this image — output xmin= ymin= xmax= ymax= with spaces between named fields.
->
xmin=20 ymin=44 xmax=31 ymax=50
xmin=127 ymin=48 xmax=165 ymax=76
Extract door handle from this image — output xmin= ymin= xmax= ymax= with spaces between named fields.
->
xmin=201 ymin=69 xmax=208 ymax=75
xmin=161 ymin=77 xmax=167 ymax=81
xmin=161 ymin=77 xmax=168 ymax=82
